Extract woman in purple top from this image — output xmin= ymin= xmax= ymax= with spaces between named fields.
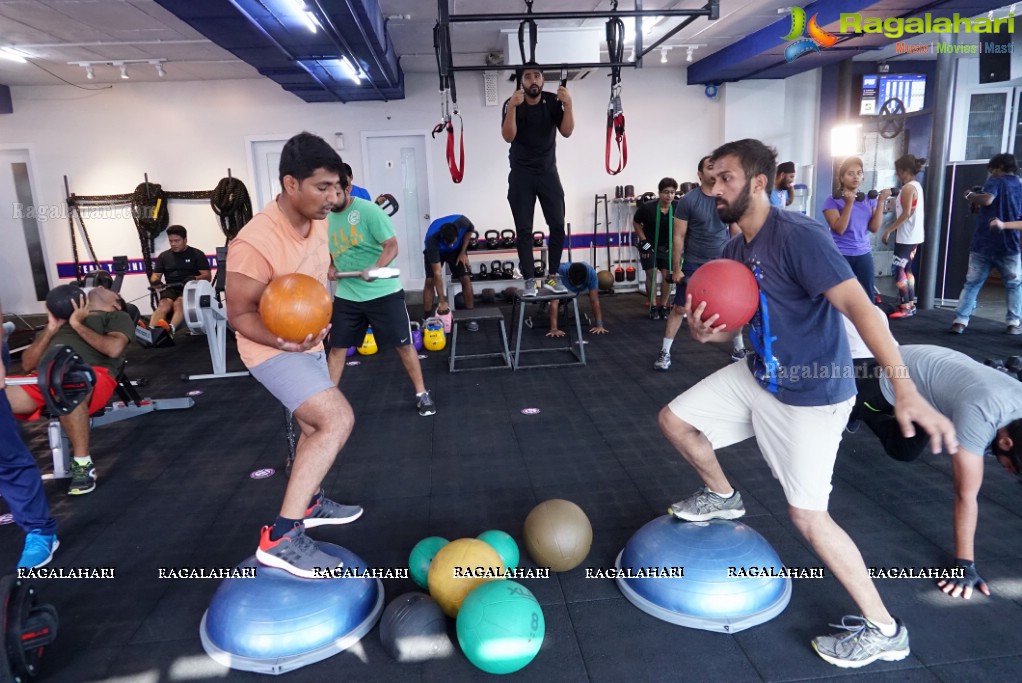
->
xmin=822 ymin=157 xmax=889 ymax=298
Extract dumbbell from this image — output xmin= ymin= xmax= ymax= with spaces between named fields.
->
xmin=866 ymin=188 xmax=900 ymax=199
xmin=832 ymin=191 xmax=866 ymax=202
xmin=967 ymin=186 xmax=983 ymax=214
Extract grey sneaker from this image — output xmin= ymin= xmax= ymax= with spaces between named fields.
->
xmin=522 ymin=279 xmax=538 ymax=298
xmin=303 ymin=495 xmax=364 ymax=528
xmin=811 ymin=616 xmax=910 ymax=669
xmin=257 ymin=524 xmax=342 ymax=579
xmin=654 ymin=350 xmax=672 ymax=371
xmin=543 ymin=274 xmax=568 ymax=294
xmin=1007 ymin=324 xmax=1022 ymax=335
xmin=417 ymin=390 xmax=436 ymax=416
xmin=69 ymin=459 xmax=96 ymax=495
xmin=466 ymin=321 xmax=480 ymax=332
xmin=668 ymin=486 xmax=745 ymax=521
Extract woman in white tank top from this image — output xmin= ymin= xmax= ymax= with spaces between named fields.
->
xmin=881 ymin=154 xmax=926 ymax=318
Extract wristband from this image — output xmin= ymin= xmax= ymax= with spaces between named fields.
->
xmin=595 ymin=322 xmax=604 ymax=327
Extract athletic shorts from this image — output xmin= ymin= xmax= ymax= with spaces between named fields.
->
xmin=159 ymin=284 xmax=185 ymax=302
xmin=248 ymin=350 xmax=334 ymax=414
xmin=13 ymin=366 xmax=116 ymax=421
xmin=639 ymin=245 xmax=671 ymax=272
xmin=671 ymin=263 xmax=700 ymax=307
xmin=666 ymin=360 xmax=854 ymax=510
xmin=329 ymin=290 xmax=413 ymax=350
xmin=423 ymin=251 xmax=468 ymax=280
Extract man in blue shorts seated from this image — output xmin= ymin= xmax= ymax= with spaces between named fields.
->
xmin=545 ymin=262 xmax=609 ymax=337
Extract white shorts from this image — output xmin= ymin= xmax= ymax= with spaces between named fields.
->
xmin=667 ymin=361 xmax=854 ymax=511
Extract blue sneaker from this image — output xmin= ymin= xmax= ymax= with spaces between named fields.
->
xmin=18 ymin=529 xmax=60 ymax=570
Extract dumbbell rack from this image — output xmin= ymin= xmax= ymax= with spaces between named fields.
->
xmin=446 ymin=245 xmax=548 ymax=309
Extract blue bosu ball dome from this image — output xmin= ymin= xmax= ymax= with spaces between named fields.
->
xmin=200 ymin=542 xmax=384 ymax=674
xmin=616 ymin=517 xmax=791 ymax=633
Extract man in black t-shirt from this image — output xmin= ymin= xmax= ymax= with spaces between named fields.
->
xmin=149 ymin=225 xmax=211 ymax=335
xmin=501 ymin=62 xmax=575 ymax=297
xmin=633 ymin=177 xmax=682 ymax=319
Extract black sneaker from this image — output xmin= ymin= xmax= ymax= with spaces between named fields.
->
xmin=69 ymin=459 xmax=96 ymax=495
xmin=649 ymin=305 xmax=658 ymax=320
xmin=658 ymin=306 xmax=668 ymax=320
xmin=417 ymin=390 xmax=436 ymax=416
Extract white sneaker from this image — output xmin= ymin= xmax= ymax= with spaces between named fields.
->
xmin=654 ymin=350 xmax=672 ymax=371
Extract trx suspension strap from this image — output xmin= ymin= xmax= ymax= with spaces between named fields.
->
xmin=650 ymin=200 xmax=674 ymax=310
xmin=517 ymin=0 xmax=538 ymax=90
xmin=605 ymin=3 xmax=627 ymax=175
xmin=433 ymin=20 xmax=464 ymax=183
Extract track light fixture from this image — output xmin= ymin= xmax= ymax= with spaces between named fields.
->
xmin=118 ymin=63 xmax=129 ymax=79
xmin=69 ymin=59 xmax=168 ymax=81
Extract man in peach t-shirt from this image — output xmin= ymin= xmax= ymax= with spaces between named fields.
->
xmin=226 ymin=132 xmax=362 ymax=579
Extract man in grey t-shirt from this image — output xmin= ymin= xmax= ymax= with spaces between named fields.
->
xmin=849 ymin=344 xmax=1022 ymax=600
xmin=654 ymin=156 xmax=742 ymax=371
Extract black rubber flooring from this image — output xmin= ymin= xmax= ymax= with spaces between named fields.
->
xmin=3 ymin=293 xmax=1022 ymax=683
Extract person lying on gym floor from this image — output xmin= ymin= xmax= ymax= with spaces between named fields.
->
xmin=546 ymin=262 xmax=608 ymax=337
xmin=844 ymin=313 xmax=1022 ymax=601
xmin=1 ymin=297 xmax=60 ymax=570
xmin=6 ymin=285 xmax=133 ymax=496
xmin=149 ymin=224 xmax=211 ymax=337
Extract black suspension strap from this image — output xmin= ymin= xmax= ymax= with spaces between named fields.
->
xmin=650 ymin=201 xmax=673 ymax=309
xmin=517 ymin=0 xmax=537 ymax=90
xmin=605 ymin=2 xmax=627 ymax=175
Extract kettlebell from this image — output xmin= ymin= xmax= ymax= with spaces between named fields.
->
xmin=423 ymin=317 xmax=446 ymax=351
xmin=624 ymin=184 xmax=635 ymax=198
xmin=534 ymin=259 xmax=546 ymax=279
xmin=485 ymin=230 xmax=500 ymax=250
xmin=502 ymin=260 xmax=515 ymax=279
xmin=409 ymin=321 xmax=423 ymax=351
xmin=436 ymin=308 xmax=453 ymax=334
xmin=532 ymin=231 xmax=545 ymax=247
xmin=478 ymin=263 xmax=489 ymax=280
xmin=490 ymin=260 xmax=504 ymax=280
xmin=357 ymin=326 xmax=378 ymax=355
xmin=625 ymin=265 xmax=636 ymax=281
xmin=454 ymin=292 xmax=466 ymax=309
xmin=614 ymin=264 xmax=625 ymax=282
xmin=501 ymin=229 xmax=516 ymax=249
xmin=639 ymin=191 xmax=656 ymax=203
xmin=468 ymin=230 xmax=479 ymax=250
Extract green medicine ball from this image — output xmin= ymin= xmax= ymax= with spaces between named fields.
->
xmin=476 ymin=530 xmax=520 ymax=571
xmin=408 ymin=536 xmax=449 ymax=590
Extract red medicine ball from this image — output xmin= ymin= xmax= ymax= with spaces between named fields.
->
xmin=686 ymin=259 xmax=759 ymax=330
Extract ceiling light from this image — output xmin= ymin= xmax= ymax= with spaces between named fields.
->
xmin=291 ymin=0 xmax=318 ymax=33
xmin=154 ymin=61 xmax=166 ymax=78
xmin=118 ymin=63 xmax=129 ymax=79
xmin=687 ymin=47 xmax=695 ymax=63
xmin=85 ymin=64 xmax=94 ymax=79
xmin=660 ymin=47 xmax=668 ymax=64
xmin=0 ymin=47 xmax=27 ymax=63
xmin=339 ymin=56 xmax=361 ymax=85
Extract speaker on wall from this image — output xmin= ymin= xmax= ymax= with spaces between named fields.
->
xmin=979 ymin=32 xmax=1021 ymax=83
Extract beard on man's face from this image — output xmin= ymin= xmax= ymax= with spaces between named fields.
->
xmin=716 ymin=179 xmax=753 ymax=224
xmin=525 ymin=83 xmax=541 ymax=96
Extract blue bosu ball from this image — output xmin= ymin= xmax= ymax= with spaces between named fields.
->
xmin=616 ymin=517 xmax=791 ymax=633
xmin=200 ymin=542 xmax=384 ymax=674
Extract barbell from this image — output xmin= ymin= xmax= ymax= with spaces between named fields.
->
xmin=4 ymin=345 xmax=97 ymax=416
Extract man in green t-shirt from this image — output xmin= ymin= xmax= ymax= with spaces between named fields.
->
xmin=326 ymin=174 xmax=436 ymax=416
xmin=5 ymin=285 xmax=133 ymax=495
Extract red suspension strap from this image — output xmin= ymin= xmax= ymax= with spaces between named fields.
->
xmin=433 ymin=19 xmax=465 ymax=183
xmin=605 ymin=8 xmax=627 ymax=175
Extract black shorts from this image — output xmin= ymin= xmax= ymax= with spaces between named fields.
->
xmin=159 ymin=284 xmax=185 ymax=301
xmin=329 ymin=290 xmax=413 ymax=350
xmin=423 ymin=251 xmax=468 ymax=280
xmin=639 ymin=246 xmax=671 ymax=272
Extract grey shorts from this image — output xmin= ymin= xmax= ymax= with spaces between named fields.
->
xmin=248 ymin=350 xmax=335 ymax=413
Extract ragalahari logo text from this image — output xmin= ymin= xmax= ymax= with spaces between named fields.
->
xmin=783 ymin=7 xmax=838 ymax=62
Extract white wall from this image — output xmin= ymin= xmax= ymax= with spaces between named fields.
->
xmin=1 ymin=66 xmax=810 ymax=310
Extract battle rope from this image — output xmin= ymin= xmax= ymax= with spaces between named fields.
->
xmin=605 ymin=3 xmax=627 ymax=175
xmin=210 ymin=176 xmax=253 ymax=245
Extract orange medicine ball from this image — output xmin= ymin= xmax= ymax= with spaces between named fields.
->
xmin=259 ymin=273 xmax=332 ymax=343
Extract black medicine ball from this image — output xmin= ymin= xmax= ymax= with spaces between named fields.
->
xmin=45 ymin=284 xmax=85 ymax=320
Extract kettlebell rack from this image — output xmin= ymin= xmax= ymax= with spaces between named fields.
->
xmin=445 ymin=237 xmax=549 ymax=309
